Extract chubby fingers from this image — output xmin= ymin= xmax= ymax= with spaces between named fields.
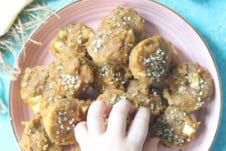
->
xmin=127 ymin=107 xmax=150 ymax=147
xmin=87 ymin=100 xmax=110 ymax=135
xmin=106 ymin=100 xmax=135 ymax=137
xmin=74 ymin=121 xmax=88 ymax=145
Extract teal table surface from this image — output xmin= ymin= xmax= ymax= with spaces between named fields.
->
xmin=0 ymin=0 xmax=225 ymax=150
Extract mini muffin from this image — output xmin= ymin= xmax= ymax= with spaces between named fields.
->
xmin=98 ymin=7 xmax=145 ymax=42
xmin=129 ymin=35 xmax=178 ymax=85
xmin=87 ymin=28 xmax=135 ymax=64
xmin=97 ymin=89 xmax=128 ymax=106
xmin=20 ymin=66 xmax=52 ymax=115
xmin=48 ymin=54 xmax=94 ymax=98
xmin=20 ymin=116 xmax=62 ymax=151
xmin=42 ymin=98 xmax=91 ymax=145
xmin=94 ymin=62 xmax=132 ymax=93
xmin=152 ymin=106 xmax=199 ymax=147
xmin=163 ymin=63 xmax=213 ymax=112
xmin=50 ymin=23 xmax=94 ymax=58
xmin=20 ymin=66 xmax=49 ymax=103
xmin=127 ymin=80 xmax=166 ymax=116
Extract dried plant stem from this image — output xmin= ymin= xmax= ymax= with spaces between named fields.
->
xmin=0 ymin=0 xmax=57 ymax=80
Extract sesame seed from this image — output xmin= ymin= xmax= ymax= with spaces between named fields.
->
xmin=127 ymin=16 xmax=131 ymax=21
xmin=77 ymin=38 xmax=82 ymax=44
xmin=42 ymin=144 xmax=48 ymax=150
xmin=178 ymin=86 xmax=187 ymax=93
xmin=58 ymin=111 xmax=63 ymax=116
xmin=93 ymin=47 xmax=98 ymax=52
xmin=60 ymin=124 xmax=64 ymax=129
xmin=69 ymin=118 xmax=75 ymax=125
xmin=63 ymin=117 xmax=67 ymax=121
xmin=57 ymin=66 xmax=63 ymax=71
xmin=140 ymin=48 xmax=167 ymax=81
xmin=110 ymin=95 xmax=127 ymax=105
xmin=150 ymin=103 xmax=155 ymax=110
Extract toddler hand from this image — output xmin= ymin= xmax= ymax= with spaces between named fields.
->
xmin=74 ymin=100 xmax=150 ymax=151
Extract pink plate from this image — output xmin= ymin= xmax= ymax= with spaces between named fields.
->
xmin=9 ymin=0 xmax=222 ymax=150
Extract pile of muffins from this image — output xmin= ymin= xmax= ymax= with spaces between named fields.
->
xmin=19 ymin=7 xmax=213 ymax=151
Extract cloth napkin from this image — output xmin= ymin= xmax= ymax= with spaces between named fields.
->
xmin=0 ymin=0 xmax=33 ymax=36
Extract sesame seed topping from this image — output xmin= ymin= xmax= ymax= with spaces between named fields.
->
xmin=91 ymin=37 xmax=104 ymax=53
xmin=57 ymin=74 xmax=81 ymax=91
xmin=140 ymin=48 xmax=167 ymax=81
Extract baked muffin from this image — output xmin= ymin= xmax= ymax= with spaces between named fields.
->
xmin=152 ymin=106 xmax=199 ymax=147
xmin=21 ymin=55 xmax=94 ymax=114
xmin=50 ymin=23 xmax=94 ymax=58
xmin=20 ymin=66 xmax=52 ymax=114
xmin=42 ymin=98 xmax=91 ymax=145
xmin=20 ymin=66 xmax=49 ymax=103
xmin=129 ymin=35 xmax=178 ymax=85
xmin=98 ymin=7 xmax=145 ymax=42
xmin=20 ymin=116 xmax=62 ymax=151
xmin=48 ymin=54 xmax=94 ymax=98
xmin=127 ymin=80 xmax=166 ymax=116
xmin=94 ymin=62 xmax=132 ymax=93
xmin=163 ymin=63 xmax=213 ymax=112
xmin=87 ymin=28 xmax=135 ymax=64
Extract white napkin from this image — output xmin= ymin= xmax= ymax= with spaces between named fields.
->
xmin=0 ymin=0 xmax=33 ymax=36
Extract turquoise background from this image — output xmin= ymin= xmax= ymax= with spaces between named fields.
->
xmin=0 ymin=0 xmax=225 ymax=150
